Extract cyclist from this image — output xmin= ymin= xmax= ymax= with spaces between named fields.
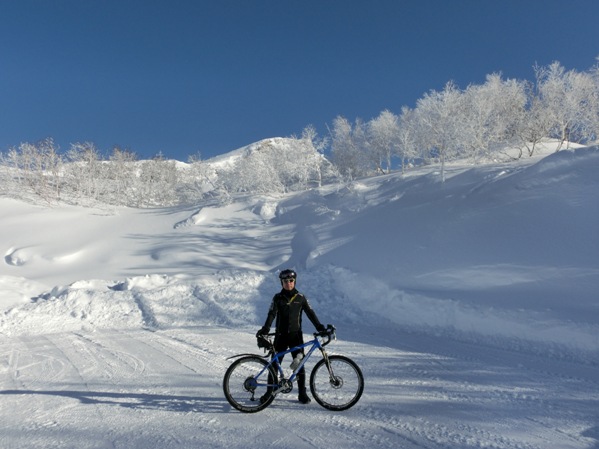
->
xmin=257 ymin=269 xmax=326 ymax=404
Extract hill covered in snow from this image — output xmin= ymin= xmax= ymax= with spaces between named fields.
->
xmin=0 ymin=144 xmax=598 ymax=449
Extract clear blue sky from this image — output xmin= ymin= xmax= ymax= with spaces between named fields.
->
xmin=1 ymin=0 xmax=598 ymax=161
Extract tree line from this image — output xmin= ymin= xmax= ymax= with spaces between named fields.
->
xmin=0 ymin=128 xmax=336 ymax=207
xmin=1 ymin=60 xmax=597 ymax=207
xmin=331 ymin=60 xmax=599 ymax=182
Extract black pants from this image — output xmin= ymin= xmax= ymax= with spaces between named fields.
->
xmin=273 ymin=332 xmax=307 ymax=393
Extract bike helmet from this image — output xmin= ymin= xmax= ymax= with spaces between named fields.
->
xmin=279 ymin=269 xmax=297 ymax=281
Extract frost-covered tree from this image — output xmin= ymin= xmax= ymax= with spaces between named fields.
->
xmin=135 ymin=157 xmax=180 ymax=206
xmin=397 ymin=106 xmax=420 ymax=173
xmin=106 ymin=147 xmax=137 ymax=205
xmin=298 ymin=124 xmax=331 ymax=187
xmin=177 ymin=154 xmax=217 ymax=204
xmin=3 ymin=138 xmax=63 ymax=202
xmin=273 ymin=137 xmax=309 ymax=191
xmin=461 ymin=74 xmax=527 ymax=162
xmin=414 ymin=82 xmax=464 ymax=182
xmin=330 ymin=116 xmax=369 ymax=180
xmin=536 ymin=62 xmax=598 ymax=149
xmin=367 ymin=110 xmax=399 ymax=174
xmin=514 ymin=80 xmax=554 ymax=157
xmin=233 ymin=143 xmax=285 ymax=194
xmin=64 ymin=142 xmax=104 ymax=203
xmin=587 ymin=58 xmax=599 ymax=142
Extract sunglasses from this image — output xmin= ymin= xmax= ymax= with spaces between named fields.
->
xmin=282 ymin=278 xmax=295 ymax=283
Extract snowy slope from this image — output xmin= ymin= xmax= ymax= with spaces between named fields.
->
xmin=0 ymin=145 xmax=598 ymax=449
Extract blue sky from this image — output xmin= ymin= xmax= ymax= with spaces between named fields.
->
xmin=1 ymin=0 xmax=598 ymax=162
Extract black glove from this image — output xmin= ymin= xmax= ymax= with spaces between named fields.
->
xmin=316 ymin=324 xmax=326 ymax=333
xmin=256 ymin=327 xmax=269 ymax=337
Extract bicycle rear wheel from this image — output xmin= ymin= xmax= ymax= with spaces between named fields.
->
xmin=310 ymin=355 xmax=364 ymax=411
xmin=223 ymin=356 xmax=277 ymax=413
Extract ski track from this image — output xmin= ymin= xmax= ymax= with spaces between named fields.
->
xmin=0 ymin=327 xmax=598 ymax=448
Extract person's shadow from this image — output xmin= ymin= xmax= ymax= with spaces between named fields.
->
xmin=0 ymin=389 xmax=227 ymax=413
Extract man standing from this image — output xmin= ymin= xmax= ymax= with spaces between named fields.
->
xmin=257 ymin=269 xmax=326 ymax=404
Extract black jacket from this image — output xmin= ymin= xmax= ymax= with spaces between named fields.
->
xmin=262 ymin=288 xmax=324 ymax=335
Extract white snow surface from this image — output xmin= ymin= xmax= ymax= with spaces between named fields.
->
xmin=1 ymin=144 xmax=598 ymax=448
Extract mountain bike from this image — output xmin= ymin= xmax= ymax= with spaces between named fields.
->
xmin=223 ymin=325 xmax=364 ymax=413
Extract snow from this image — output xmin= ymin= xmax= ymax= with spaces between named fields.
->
xmin=1 ymin=144 xmax=598 ymax=448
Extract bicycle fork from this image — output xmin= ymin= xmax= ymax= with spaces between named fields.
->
xmin=319 ymin=349 xmax=335 ymax=381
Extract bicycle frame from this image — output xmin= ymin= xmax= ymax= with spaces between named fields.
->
xmin=231 ymin=332 xmax=334 ymax=394
xmin=267 ymin=336 xmax=325 ymax=386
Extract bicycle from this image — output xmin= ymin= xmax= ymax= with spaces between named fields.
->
xmin=223 ymin=325 xmax=364 ymax=413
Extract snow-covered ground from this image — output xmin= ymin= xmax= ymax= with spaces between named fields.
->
xmin=1 ymin=144 xmax=598 ymax=448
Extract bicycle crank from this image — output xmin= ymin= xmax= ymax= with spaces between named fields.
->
xmin=277 ymin=379 xmax=293 ymax=394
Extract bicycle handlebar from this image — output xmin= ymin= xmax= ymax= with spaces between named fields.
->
xmin=314 ymin=324 xmax=336 ymax=347
xmin=259 ymin=324 xmax=337 ymax=349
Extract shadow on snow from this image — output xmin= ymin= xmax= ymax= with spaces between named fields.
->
xmin=0 ymin=389 xmax=227 ymax=413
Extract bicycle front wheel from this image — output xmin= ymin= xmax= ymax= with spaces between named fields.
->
xmin=223 ymin=356 xmax=277 ymax=413
xmin=310 ymin=355 xmax=364 ymax=411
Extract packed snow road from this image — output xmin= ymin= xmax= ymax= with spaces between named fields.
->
xmin=1 ymin=326 xmax=597 ymax=449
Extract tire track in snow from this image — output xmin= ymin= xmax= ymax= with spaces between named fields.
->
xmin=0 ymin=336 xmax=67 ymax=389
xmin=377 ymin=332 xmax=598 ymax=449
xmin=137 ymin=328 xmax=231 ymax=377
xmin=40 ymin=330 xmax=226 ymax=447
xmin=0 ymin=333 xmax=123 ymax=448
xmin=71 ymin=331 xmax=147 ymax=380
